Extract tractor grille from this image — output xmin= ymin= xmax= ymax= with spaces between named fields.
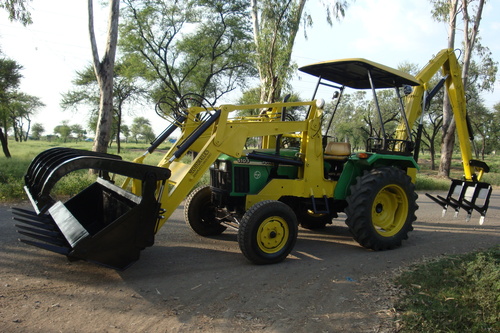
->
xmin=210 ymin=163 xmax=250 ymax=194
xmin=234 ymin=167 xmax=250 ymax=193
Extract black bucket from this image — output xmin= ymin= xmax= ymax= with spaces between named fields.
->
xmin=13 ymin=148 xmax=170 ymax=270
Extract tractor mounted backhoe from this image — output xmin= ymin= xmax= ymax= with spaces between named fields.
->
xmin=12 ymin=49 xmax=492 ymax=270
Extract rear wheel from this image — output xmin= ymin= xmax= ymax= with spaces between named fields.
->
xmin=184 ymin=186 xmax=226 ymax=236
xmin=238 ymin=200 xmax=298 ymax=264
xmin=345 ymin=167 xmax=418 ymax=250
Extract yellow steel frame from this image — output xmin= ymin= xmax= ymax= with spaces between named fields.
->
xmin=126 ymin=100 xmax=334 ymax=232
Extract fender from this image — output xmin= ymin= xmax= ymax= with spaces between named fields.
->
xmin=334 ymin=153 xmax=419 ymax=200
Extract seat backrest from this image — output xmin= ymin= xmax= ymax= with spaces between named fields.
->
xmin=325 ymin=142 xmax=351 ymax=156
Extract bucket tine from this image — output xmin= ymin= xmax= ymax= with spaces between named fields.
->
xmin=20 ymin=239 xmax=70 ymax=256
xmin=16 ymin=224 xmax=64 ymax=240
xmin=14 ymin=218 xmax=55 ymax=231
xmin=12 ymin=209 xmax=54 ymax=224
xmin=17 ymin=230 xmax=68 ymax=248
xmin=13 ymin=207 xmax=70 ymax=250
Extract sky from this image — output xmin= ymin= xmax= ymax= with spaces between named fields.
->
xmin=1 ymin=0 xmax=499 ymax=136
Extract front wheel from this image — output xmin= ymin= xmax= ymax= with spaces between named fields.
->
xmin=184 ymin=186 xmax=226 ymax=236
xmin=238 ymin=200 xmax=298 ymax=265
xmin=345 ymin=167 xmax=418 ymax=250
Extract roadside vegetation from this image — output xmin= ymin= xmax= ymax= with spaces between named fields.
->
xmin=394 ymin=246 xmax=500 ymax=332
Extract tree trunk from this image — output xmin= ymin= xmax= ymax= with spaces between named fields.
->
xmin=430 ymin=139 xmax=436 ymax=170
xmin=251 ymin=0 xmax=306 ymax=104
xmin=88 ymin=0 xmax=120 ymax=154
xmin=438 ymin=0 xmax=485 ymax=178
xmin=438 ymin=0 xmax=458 ymax=178
xmin=0 ymin=128 xmax=11 ymax=158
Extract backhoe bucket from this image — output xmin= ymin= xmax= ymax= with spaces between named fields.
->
xmin=13 ymin=148 xmax=170 ymax=270
xmin=426 ymin=179 xmax=492 ymax=225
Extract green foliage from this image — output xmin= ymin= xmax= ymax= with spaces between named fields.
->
xmin=395 ymin=246 xmax=500 ymax=332
xmin=0 ymin=155 xmax=30 ymax=200
xmin=61 ymin=60 xmax=150 ymax=146
xmin=120 ymin=0 xmax=255 ymax=112
xmin=0 ymin=0 xmax=33 ymax=25
xmin=253 ymin=0 xmax=351 ymax=103
xmin=30 ymin=122 xmax=44 ymax=140
xmin=50 ymin=171 xmax=96 ymax=198
xmin=0 ymin=55 xmax=44 ymax=153
xmin=130 ymin=117 xmax=155 ymax=143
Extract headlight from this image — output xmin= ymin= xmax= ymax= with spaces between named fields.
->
xmin=218 ymin=161 xmax=227 ymax=172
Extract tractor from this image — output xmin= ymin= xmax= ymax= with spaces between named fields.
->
xmin=13 ymin=49 xmax=492 ymax=269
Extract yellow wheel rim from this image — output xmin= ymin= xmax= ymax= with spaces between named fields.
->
xmin=372 ymin=184 xmax=408 ymax=237
xmin=257 ymin=216 xmax=289 ymax=254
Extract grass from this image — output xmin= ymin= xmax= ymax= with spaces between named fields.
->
xmin=395 ymin=246 xmax=500 ymax=332
xmin=0 ymin=139 xmax=198 ymax=201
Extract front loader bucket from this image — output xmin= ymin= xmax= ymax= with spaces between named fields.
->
xmin=13 ymin=148 xmax=170 ymax=270
xmin=426 ymin=179 xmax=492 ymax=225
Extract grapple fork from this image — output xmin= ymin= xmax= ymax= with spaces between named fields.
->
xmin=13 ymin=148 xmax=170 ymax=270
xmin=426 ymin=179 xmax=492 ymax=225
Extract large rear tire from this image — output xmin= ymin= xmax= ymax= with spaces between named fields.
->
xmin=184 ymin=186 xmax=226 ymax=236
xmin=345 ymin=167 xmax=418 ymax=250
xmin=238 ymin=200 xmax=298 ymax=264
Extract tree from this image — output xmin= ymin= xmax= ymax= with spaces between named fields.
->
xmin=30 ymin=122 xmax=44 ymax=140
xmin=420 ymin=105 xmax=444 ymax=170
xmin=0 ymin=0 xmax=33 ymax=26
xmin=120 ymin=0 xmax=255 ymax=113
xmin=89 ymin=0 xmax=120 ymax=154
xmin=0 ymin=56 xmax=23 ymax=157
xmin=120 ymin=124 xmax=130 ymax=143
xmin=250 ymin=0 xmax=350 ymax=103
xmin=54 ymin=121 xmax=72 ymax=143
xmin=7 ymin=92 xmax=44 ymax=141
xmin=430 ymin=0 xmax=497 ymax=177
xmin=491 ymin=102 xmax=500 ymax=153
xmin=130 ymin=116 xmax=154 ymax=143
xmin=70 ymin=124 xmax=87 ymax=142
xmin=61 ymin=62 xmax=149 ymax=153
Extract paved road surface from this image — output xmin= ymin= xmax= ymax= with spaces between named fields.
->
xmin=0 ymin=191 xmax=498 ymax=332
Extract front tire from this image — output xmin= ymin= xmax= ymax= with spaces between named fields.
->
xmin=238 ymin=200 xmax=298 ymax=264
xmin=184 ymin=186 xmax=226 ymax=236
xmin=345 ymin=167 xmax=418 ymax=250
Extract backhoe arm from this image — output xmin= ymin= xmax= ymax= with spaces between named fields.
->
xmin=401 ymin=49 xmax=492 ymax=223
xmin=401 ymin=49 xmax=486 ymax=181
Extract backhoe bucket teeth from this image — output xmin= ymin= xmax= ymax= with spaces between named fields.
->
xmin=14 ymin=148 xmax=170 ymax=270
xmin=426 ymin=179 xmax=492 ymax=224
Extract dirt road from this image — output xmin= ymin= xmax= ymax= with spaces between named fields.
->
xmin=1 ymin=191 xmax=499 ymax=332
